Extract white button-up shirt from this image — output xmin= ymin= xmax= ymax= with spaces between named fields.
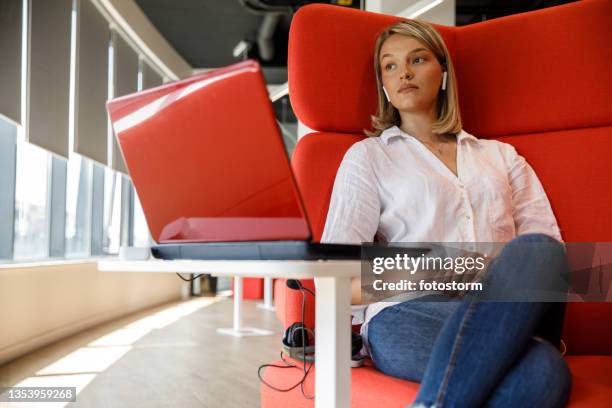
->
xmin=320 ymin=125 xmax=562 ymax=354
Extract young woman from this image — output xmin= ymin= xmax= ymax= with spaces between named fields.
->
xmin=321 ymin=20 xmax=572 ymax=408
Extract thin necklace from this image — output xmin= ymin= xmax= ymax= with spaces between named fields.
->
xmin=418 ymin=139 xmax=445 ymax=156
xmin=400 ymin=127 xmax=451 ymax=155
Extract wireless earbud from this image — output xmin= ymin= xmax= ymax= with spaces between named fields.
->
xmin=441 ymin=71 xmax=448 ymax=91
xmin=382 ymin=86 xmax=391 ymax=102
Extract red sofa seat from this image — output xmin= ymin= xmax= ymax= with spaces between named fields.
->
xmin=265 ymin=0 xmax=612 ymax=406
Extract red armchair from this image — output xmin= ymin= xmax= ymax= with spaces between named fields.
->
xmin=264 ymin=1 xmax=612 ymax=406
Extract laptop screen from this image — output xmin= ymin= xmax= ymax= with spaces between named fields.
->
xmin=107 ymin=60 xmax=311 ymax=243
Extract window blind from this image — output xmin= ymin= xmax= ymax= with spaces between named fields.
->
xmin=74 ymin=0 xmax=109 ymax=165
xmin=111 ymin=31 xmax=138 ymax=173
xmin=28 ymin=0 xmax=72 ymax=158
xmin=0 ymin=0 xmax=22 ymax=125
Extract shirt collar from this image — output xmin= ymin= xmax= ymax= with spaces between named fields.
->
xmin=379 ymin=126 xmax=478 ymax=145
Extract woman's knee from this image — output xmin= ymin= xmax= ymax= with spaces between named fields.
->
xmin=519 ymin=338 xmax=572 ymax=407
xmin=511 ymin=232 xmax=560 ymax=245
xmin=504 ymin=233 xmax=564 ymax=259
xmin=486 ymin=338 xmax=572 ymax=408
xmin=505 ymin=233 xmax=566 ymax=265
xmin=484 ymin=233 xmax=569 ymax=299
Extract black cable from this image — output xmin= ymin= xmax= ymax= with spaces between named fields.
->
xmin=299 ymin=285 xmax=314 ymax=399
xmin=257 ymin=281 xmax=315 ymax=399
xmin=257 ymin=350 xmax=313 ymax=393
xmin=301 ymin=286 xmax=316 ymax=297
xmin=287 ymin=279 xmax=315 ymax=297
xmin=175 ymin=273 xmax=203 ymax=282
xmin=280 ymin=350 xmax=298 ymax=367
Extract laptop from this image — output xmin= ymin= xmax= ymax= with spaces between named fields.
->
xmin=106 ymin=60 xmax=426 ymax=261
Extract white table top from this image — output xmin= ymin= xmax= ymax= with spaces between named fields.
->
xmin=98 ymin=258 xmax=361 ymax=279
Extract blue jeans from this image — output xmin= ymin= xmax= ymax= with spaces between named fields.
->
xmin=367 ymin=233 xmax=572 ymax=408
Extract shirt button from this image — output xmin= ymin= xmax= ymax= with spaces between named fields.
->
xmin=458 ymin=183 xmax=464 ymax=189
xmin=466 ymin=215 xmax=471 ymax=220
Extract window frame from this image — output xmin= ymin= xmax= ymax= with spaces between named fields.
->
xmin=49 ymin=155 xmax=67 ymax=257
xmin=0 ymin=119 xmax=17 ymax=260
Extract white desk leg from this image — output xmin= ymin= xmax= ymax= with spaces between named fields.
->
xmin=314 ymin=276 xmax=351 ymax=408
xmin=234 ymin=275 xmax=243 ymax=330
xmin=216 ymin=276 xmax=274 ymax=337
xmin=192 ymin=274 xmax=202 ymax=296
xmin=257 ymin=277 xmax=275 ymax=311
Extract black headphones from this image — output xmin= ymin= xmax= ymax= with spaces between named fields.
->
xmin=282 ymin=322 xmax=315 ymax=362
xmin=282 ymin=280 xmax=364 ymax=364
xmin=281 ymin=280 xmax=316 ymax=363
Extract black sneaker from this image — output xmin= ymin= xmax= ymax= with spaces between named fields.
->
xmin=351 ymin=331 xmax=364 ymax=368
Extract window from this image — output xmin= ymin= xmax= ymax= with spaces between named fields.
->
xmin=103 ymin=167 xmax=122 ymax=254
xmin=0 ymin=0 xmax=171 ymax=263
xmin=132 ymin=186 xmax=151 ymax=247
xmin=13 ymin=140 xmax=51 ymax=260
xmin=65 ymin=154 xmax=92 ymax=257
xmin=272 ymin=95 xmax=297 ymax=156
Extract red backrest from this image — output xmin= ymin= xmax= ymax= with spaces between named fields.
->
xmin=286 ymin=0 xmax=612 ymax=355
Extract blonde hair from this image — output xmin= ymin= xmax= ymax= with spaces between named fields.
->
xmin=366 ymin=20 xmax=462 ymax=137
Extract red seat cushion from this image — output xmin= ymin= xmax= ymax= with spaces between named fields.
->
xmin=261 ymin=357 xmax=612 ymax=407
xmin=260 ymin=360 xmax=419 ymax=408
xmin=566 ymin=356 xmax=612 ymax=407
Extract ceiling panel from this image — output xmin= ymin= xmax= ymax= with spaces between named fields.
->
xmin=135 ymin=0 xmax=577 ymax=72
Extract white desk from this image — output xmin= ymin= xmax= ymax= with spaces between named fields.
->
xmin=98 ymin=259 xmax=360 ymax=408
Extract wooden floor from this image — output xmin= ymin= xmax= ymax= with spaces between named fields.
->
xmin=0 ymin=296 xmax=284 ymax=408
